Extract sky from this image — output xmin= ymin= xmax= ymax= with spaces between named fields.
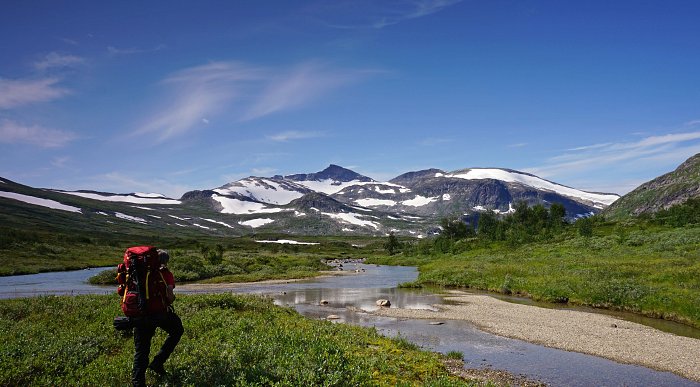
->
xmin=1 ymin=0 xmax=700 ymax=198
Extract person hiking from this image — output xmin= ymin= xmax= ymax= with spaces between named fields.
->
xmin=131 ymin=249 xmax=183 ymax=386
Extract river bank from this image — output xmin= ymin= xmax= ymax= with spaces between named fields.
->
xmin=372 ymin=291 xmax=700 ymax=382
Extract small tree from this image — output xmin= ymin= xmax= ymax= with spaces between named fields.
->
xmin=549 ymin=203 xmax=566 ymax=227
xmin=577 ymin=217 xmax=593 ymax=238
xmin=477 ymin=211 xmax=500 ymax=240
xmin=384 ymin=232 xmax=401 ymax=255
xmin=440 ymin=217 xmax=473 ymax=240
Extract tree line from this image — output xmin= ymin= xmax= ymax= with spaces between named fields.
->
xmin=385 ymin=197 xmax=700 ymax=256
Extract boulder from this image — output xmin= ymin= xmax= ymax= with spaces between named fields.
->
xmin=376 ymin=299 xmax=391 ymax=307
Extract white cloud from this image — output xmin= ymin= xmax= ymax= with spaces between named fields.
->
xmin=320 ymin=0 xmax=462 ymax=29
xmin=134 ymin=61 xmax=375 ymax=142
xmin=134 ymin=61 xmax=265 ymax=142
xmin=251 ymin=167 xmax=277 ymax=175
xmin=0 ymin=119 xmax=77 ymax=147
xmin=86 ymin=172 xmax=192 ymax=199
xmin=51 ymin=156 xmax=71 ymax=168
xmin=0 ymin=78 xmax=70 ymax=109
xmin=419 ymin=137 xmax=451 ymax=146
xmin=266 ymin=130 xmax=323 ymax=142
xmin=508 ymin=143 xmax=528 ymax=148
xmin=34 ymin=52 xmax=85 ymax=71
xmin=525 ymin=129 xmax=700 ymax=193
xmin=242 ymin=62 xmax=372 ymax=121
xmin=107 ymin=44 xmax=166 ymax=55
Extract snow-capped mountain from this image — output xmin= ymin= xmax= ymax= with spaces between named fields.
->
xmin=179 ymin=164 xmax=619 ymax=232
xmin=0 ymin=164 xmax=620 ymax=237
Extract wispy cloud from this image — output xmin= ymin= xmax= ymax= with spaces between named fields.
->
xmin=51 ymin=156 xmax=71 ymax=168
xmin=0 ymin=119 xmax=78 ymax=147
xmin=134 ymin=61 xmax=265 ymax=142
xmin=251 ymin=167 xmax=277 ymax=176
xmin=318 ymin=0 xmax=462 ymax=29
xmin=88 ymin=172 xmax=192 ymax=198
xmin=418 ymin=137 xmax=451 ymax=146
xmin=34 ymin=52 xmax=85 ymax=71
xmin=525 ymin=130 xmax=700 ymax=186
xmin=135 ymin=61 xmax=375 ymax=142
xmin=507 ymin=142 xmax=529 ymax=148
xmin=0 ymin=77 xmax=70 ymax=109
xmin=242 ymin=62 xmax=374 ymax=121
xmin=107 ymin=44 xmax=166 ymax=56
xmin=266 ymin=130 xmax=324 ymax=142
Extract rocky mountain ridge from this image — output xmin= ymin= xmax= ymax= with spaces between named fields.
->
xmin=0 ymin=164 xmax=621 ymax=237
xmin=604 ymin=153 xmax=700 ymax=220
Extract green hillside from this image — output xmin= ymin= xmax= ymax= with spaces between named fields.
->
xmin=605 ymin=153 xmax=700 ymax=220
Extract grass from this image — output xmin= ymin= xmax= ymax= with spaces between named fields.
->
xmin=1 ymin=226 xmax=385 ymax=278
xmin=0 ymin=293 xmax=475 ymax=386
xmin=369 ymin=224 xmax=700 ymax=328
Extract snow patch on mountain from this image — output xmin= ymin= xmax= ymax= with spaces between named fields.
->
xmin=256 ymin=240 xmax=319 ymax=245
xmin=240 ymin=218 xmax=275 ymax=228
xmin=202 ymin=218 xmax=235 ymax=229
xmin=440 ymin=169 xmax=618 ymax=206
xmin=295 ymin=179 xmax=375 ymax=195
xmin=134 ymin=192 xmax=166 ymax=198
xmin=401 ymin=195 xmax=438 ymax=207
xmin=115 ymin=212 xmax=147 ymax=224
xmin=61 ymin=191 xmax=181 ymax=205
xmin=0 ymin=191 xmax=81 ymax=213
xmin=355 ymin=198 xmax=397 ymax=207
xmin=322 ymin=212 xmax=379 ymax=229
xmin=442 ymin=194 xmax=451 ymax=201
xmin=213 ymin=195 xmax=285 ymax=214
xmin=192 ymin=223 xmax=212 ymax=230
xmin=169 ymin=215 xmax=189 ymax=221
xmin=215 ymin=178 xmax=306 ymax=205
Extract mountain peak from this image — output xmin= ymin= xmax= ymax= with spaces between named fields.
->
xmin=285 ymin=165 xmax=374 ymax=183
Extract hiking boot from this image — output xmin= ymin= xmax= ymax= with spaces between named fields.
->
xmin=148 ymin=362 xmax=166 ymax=376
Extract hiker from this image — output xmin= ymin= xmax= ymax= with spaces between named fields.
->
xmin=130 ymin=249 xmax=183 ymax=386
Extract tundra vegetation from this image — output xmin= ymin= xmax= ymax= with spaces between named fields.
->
xmin=373 ymin=199 xmax=700 ymax=328
xmin=0 ymin=294 xmax=471 ymax=386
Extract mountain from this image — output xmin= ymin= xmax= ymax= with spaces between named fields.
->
xmin=331 ymin=167 xmax=618 ymax=219
xmin=604 ymin=153 xmax=700 ymax=220
xmin=0 ymin=164 xmax=619 ymax=238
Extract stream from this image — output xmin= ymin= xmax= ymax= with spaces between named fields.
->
xmin=1 ymin=264 xmax=698 ymax=386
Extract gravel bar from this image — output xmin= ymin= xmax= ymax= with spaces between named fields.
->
xmin=372 ymin=292 xmax=700 ymax=382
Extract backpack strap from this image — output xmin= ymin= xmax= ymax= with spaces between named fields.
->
xmin=145 ymin=270 xmax=151 ymax=300
xmin=122 ymin=274 xmax=130 ymax=303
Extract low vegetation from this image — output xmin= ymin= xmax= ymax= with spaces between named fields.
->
xmin=372 ymin=200 xmax=700 ymax=328
xmin=0 ymin=293 xmax=472 ymax=386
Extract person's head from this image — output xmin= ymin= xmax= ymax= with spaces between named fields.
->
xmin=157 ymin=249 xmax=170 ymax=265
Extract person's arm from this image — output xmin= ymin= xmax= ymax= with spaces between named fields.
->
xmin=163 ymin=269 xmax=176 ymax=304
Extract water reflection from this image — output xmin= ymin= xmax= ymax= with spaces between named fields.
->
xmin=0 ymin=267 xmax=113 ymax=299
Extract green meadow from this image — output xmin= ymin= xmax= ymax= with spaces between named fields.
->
xmin=371 ymin=221 xmax=700 ymax=328
xmin=0 ymin=293 xmax=473 ymax=386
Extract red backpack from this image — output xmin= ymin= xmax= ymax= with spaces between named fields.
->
xmin=116 ymin=246 xmax=170 ymax=317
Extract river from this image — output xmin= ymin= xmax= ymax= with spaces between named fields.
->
xmin=0 ymin=264 xmax=698 ymax=386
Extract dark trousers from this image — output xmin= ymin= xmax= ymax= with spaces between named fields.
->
xmin=132 ymin=311 xmax=184 ymax=387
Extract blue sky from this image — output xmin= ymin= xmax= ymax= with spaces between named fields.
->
xmin=1 ymin=0 xmax=700 ymax=198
